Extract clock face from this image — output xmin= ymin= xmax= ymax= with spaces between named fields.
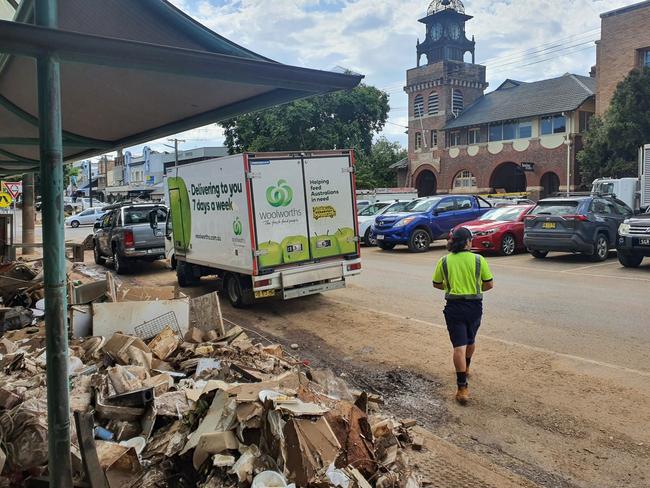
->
xmin=449 ymin=23 xmax=461 ymax=40
xmin=431 ymin=23 xmax=443 ymax=41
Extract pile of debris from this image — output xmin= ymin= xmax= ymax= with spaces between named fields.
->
xmin=0 ymin=271 xmax=421 ymax=488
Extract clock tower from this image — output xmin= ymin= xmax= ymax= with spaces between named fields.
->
xmin=405 ymin=0 xmax=488 ymax=196
xmin=417 ymin=0 xmax=476 ymax=66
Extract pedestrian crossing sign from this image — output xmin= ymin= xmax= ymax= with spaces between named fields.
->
xmin=0 ymin=192 xmax=13 ymax=208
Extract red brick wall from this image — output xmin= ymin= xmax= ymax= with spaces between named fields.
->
xmin=596 ymin=3 xmax=650 ymax=115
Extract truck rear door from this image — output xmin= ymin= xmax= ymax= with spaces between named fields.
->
xmin=249 ymin=156 xmax=311 ymax=270
xmin=303 ymin=154 xmax=358 ymax=259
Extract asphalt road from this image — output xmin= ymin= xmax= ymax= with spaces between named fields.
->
xmin=340 ymin=244 xmax=650 ymax=372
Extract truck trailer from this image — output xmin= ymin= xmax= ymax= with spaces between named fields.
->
xmin=162 ymin=151 xmax=362 ymax=307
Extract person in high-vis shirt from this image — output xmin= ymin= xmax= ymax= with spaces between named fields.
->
xmin=432 ymin=227 xmax=494 ymax=405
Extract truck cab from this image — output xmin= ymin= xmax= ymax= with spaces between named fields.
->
xmin=591 ymin=178 xmax=639 ymax=211
xmin=372 ymin=195 xmax=492 ymax=252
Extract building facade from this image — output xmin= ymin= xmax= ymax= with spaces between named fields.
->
xmin=595 ymin=1 xmax=650 ymax=115
xmin=403 ymin=0 xmax=596 ymax=199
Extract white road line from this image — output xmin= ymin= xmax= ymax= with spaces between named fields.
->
xmin=327 ymin=298 xmax=650 ymax=378
xmin=561 ymin=261 xmax=620 ymax=273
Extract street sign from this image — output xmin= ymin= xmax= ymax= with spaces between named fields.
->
xmin=1 ymin=181 xmax=22 ymax=199
xmin=520 ymin=162 xmax=535 ymax=172
xmin=0 ymin=192 xmax=13 ymax=208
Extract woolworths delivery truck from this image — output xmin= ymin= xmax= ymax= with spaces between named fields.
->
xmin=160 ymin=151 xmax=361 ymax=307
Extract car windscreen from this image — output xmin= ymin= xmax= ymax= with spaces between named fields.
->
xmin=123 ymin=207 xmax=165 ymax=225
xmin=384 ymin=201 xmax=411 ymax=213
xmin=358 ymin=203 xmax=387 ymax=216
xmin=405 ymin=198 xmax=441 ymax=213
xmin=479 ymin=207 xmax=524 ymax=221
xmin=530 ymin=201 xmax=580 ymax=216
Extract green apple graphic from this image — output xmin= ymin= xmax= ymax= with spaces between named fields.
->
xmin=258 ymin=241 xmax=283 ymax=268
xmin=281 ymin=235 xmax=309 ymax=263
xmin=167 ymin=177 xmax=191 ymax=252
xmin=310 ymin=231 xmax=341 ymax=259
xmin=334 ymin=227 xmax=357 ymax=254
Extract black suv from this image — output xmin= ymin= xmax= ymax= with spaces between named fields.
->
xmin=617 ymin=207 xmax=650 ymax=267
xmin=524 ymin=196 xmax=633 ymax=261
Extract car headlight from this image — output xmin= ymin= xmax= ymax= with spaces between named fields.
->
xmin=618 ymin=223 xmax=631 ymax=236
xmin=474 ymin=229 xmax=497 ymax=237
xmin=394 ymin=217 xmax=416 ymax=228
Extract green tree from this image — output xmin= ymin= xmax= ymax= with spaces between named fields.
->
xmin=220 ymin=84 xmax=390 ymax=157
xmin=355 ymin=137 xmax=406 ymax=189
xmin=63 ymin=165 xmax=80 ymax=188
xmin=578 ymin=67 xmax=650 ymax=183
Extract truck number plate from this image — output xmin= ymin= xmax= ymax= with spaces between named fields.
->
xmin=254 ymin=289 xmax=276 ymax=299
xmin=639 ymin=238 xmax=650 ymax=246
xmin=376 ymin=235 xmax=385 ymax=240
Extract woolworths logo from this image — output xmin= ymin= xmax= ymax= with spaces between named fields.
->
xmin=266 ymin=179 xmax=293 ymax=207
xmin=233 ymin=217 xmax=243 ymax=236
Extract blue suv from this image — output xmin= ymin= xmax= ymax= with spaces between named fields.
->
xmin=372 ymin=195 xmax=492 ymax=252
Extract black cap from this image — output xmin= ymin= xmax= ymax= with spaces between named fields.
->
xmin=451 ymin=227 xmax=472 ymax=241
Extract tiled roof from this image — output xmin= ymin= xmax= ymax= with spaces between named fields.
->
xmin=444 ymin=74 xmax=595 ymax=130
xmin=389 ymin=158 xmax=408 ymax=170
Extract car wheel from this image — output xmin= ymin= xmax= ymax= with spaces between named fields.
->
xmin=618 ymin=253 xmax=644 ymax=268
xmin=225 ymin=273 xmax=253 ymax=308
xmin=408 ymin=229 xmax=431 ymax=253
xmin=500 ymin=234 xmax=516 ymax=256
xmin=590 ymin=233 xmax=609 ymax=262
xmin=377 ymin=241 xmax=396 ymax=251
xmin=70 ymin=220 xmax=80 ymax=228
xmin=93 ymin=241 xmax=106 ymax=265
xmin=364 ymin=228 xmax=377 ymax=247
xmin=530 ymin=249 xmax=548 ymax=259
xmin=113 ymin=248 xmax=130 ymax=275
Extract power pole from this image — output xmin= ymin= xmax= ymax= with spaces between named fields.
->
xmin=22 ymin=172 xmax=35 ymax=255
xmin=88 ymin=161 xmax=93 ymax=207
xmin=165 ymin=138 xmax=185 ymax=174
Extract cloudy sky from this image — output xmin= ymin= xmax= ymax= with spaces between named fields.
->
xmin=125 ymin=0 xmax=639 ymax=155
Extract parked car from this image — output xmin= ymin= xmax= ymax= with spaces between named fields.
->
xmin=453 ymin=205 xmax=534 ymax=256
xmin=524 ymin=196 xmax=633 ymax=261
xmin=356 ymin=200 xmax=372 ymax=209
xmin=617 ymin=206 xmax=650 ymax=267
xmin=93 ymin=202 xmax=168 ymax=274
xmin=487 ymin=197 xmax=535 ymax=207
xmin=372 ymin=195 xmax=492 ymax=252
xmin=358 ymin=200 xmax=413 ymax=246
xmin=65 ymin=207 xmax=106 ymax=228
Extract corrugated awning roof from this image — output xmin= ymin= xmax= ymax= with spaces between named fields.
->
xmin=444 ymin=73 xmax=595 ymax=130
xmin=389 ymin=157 xmax=408 ymax=170
xmin=0 ymin=0 xmax=363 ymax=176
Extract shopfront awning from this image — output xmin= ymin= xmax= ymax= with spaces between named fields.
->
xmin=0 ymin=0 xmax=363 ymax=176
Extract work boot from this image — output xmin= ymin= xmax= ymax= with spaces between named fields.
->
xmin=455 ymin=385 xmax=470 ymax=405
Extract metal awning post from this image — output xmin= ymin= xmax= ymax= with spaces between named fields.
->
xmin=35 ymin=0 xmax=73 ymax=485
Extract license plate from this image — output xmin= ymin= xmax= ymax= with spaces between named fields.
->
xmin=254 ymin=289 xmax=276 ymax=299
xmin=376 ymin=235 xmax=385 ymax=240
xmin=148 ymin=248 xmax=165 ymax=254
xmin=542 ymin=222 xmax=556 ymax=229
xmin=639 ymin=239 xmax=650 ymax=246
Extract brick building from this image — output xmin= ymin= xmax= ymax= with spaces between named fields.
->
xmin=401 ymin=0 xmax=596 ymax=199
xmin=595 ymin=1 xmax=650 ymax=115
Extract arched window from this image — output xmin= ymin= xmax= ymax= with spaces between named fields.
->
xmin=415 ymin=132 xmax=423 ymax=150
xmin=454 ymin=170 xmax=477 ymax=189
xmin=452 ymin=89 xmax=464 ymax=115
xmin=428 ymin=92 xmax=439 ymax=115
xmin=414 ymin=95 xmax=425 ymax=118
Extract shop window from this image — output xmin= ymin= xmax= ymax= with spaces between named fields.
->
xmin=450 ymin=132 xmax=461 ymax=147
xmin=414 ymin=95 xmax=425 ymax=118
xmin=518 ymin=121 xmax=532 ymax=138
xmin=454 ymin=170 xmax=477 ymax=189
xmin=468 ymin=128 xmax=480 ymax=145
xmin=541 ymin=114 xmax=567 ymax=135
xmin=428 ymin=92 xmax=439 ymax=115
xmin=579 ymin=111 xmax=594 ymax=132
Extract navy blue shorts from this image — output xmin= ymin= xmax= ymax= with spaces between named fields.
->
xmin=443 ymin=300 xmax=483 ymax=348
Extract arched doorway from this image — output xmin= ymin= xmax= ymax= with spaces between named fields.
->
xmin=540 ymin=172 xmax=560 ymax=198
xmin=490 ymin=162 xmax=526 ymax=193
xmin=415 ymin=170 xmax=437 ymax=197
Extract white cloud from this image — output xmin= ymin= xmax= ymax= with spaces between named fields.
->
xmin=147 ymin=0 xmax=638 ymax=150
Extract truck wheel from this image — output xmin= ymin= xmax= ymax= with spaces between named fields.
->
xmin=590 ymin=233 xmax=609 ymax=262
xmin=408 ymin=229 xmax=431 ymax=253
xmin=618 ymin=253 xmax=644 ymax=268
xmin=364 ymin=228 xmax=376 ymax=247
xmin=377 ymin=241 xmax=396 ymax=251
xmin=113 ymin=249 xmax=130 ymax=275
xmin=500 ymin=234 xmax=516 ymax=256
xmin=177 ymin=260 xmax=198 ymax=287
xmin=225 ymin=273 xmax=253 ymax=308
xmin=530 ymin=250 xmax=548 ymax=259
xmin=93 ymin=241 xmax=106 ymax=265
